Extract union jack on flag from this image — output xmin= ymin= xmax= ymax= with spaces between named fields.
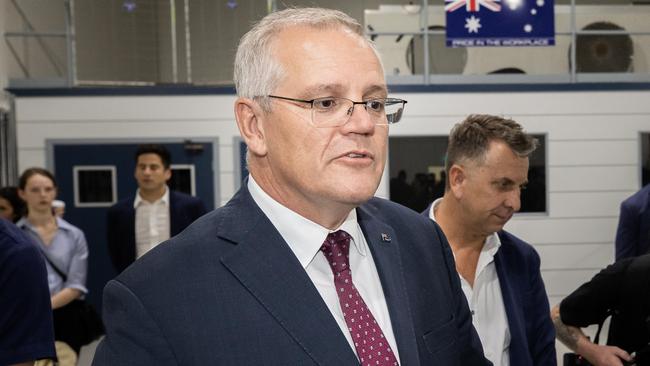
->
xmin=445 ymin=0 xmax=501 ymax=13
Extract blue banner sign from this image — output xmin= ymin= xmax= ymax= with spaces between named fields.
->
xmin=445 ymin=0 xmax=555 ymax=47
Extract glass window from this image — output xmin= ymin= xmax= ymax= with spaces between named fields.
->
xmin=73 ymin=166 xmax=116 ymax=207
xmin=388 ymin=134 xmax=547 ymax=213
xmin=169 ymin=164 xmax=196 ymax=196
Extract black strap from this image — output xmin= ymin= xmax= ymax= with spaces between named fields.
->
xmin=34 ymin=242 xmax=68 ymax=283
xmin=593 ymin=314 xmax=607 ymax=345
xmin=19 ymin=225 xmax=69 ymax=282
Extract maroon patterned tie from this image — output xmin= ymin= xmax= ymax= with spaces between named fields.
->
xmin=320 ymin=230 xmax=399 ymax=366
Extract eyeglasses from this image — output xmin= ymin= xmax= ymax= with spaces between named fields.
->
xmin=267 ymin=95 xmax=407 ymax=128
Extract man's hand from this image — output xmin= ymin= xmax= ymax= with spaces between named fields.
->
xmin=577 ymin=340 xmax=633 ymax=366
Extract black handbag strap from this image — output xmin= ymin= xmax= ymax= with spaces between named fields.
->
xmin=19 ymin=224 xmax=69 ymax=282
xmin=35 ymin=245 xmax=68 ymax=283
xmin=593 ymin=315 xmax=607 ymax=345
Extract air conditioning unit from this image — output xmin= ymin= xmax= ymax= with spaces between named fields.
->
xmin=364 ymin=4 xmax=650 ymax=76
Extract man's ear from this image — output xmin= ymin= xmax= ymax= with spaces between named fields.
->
xmin=164 ymin=168 xmax=172 ymax=182
xmin=234 ymin=98 xmax=268 ymax=157
xmin=448 ymin=164 xmax=466 ymax=199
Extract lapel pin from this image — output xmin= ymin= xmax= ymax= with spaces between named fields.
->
xmin=381 ymin=233 xmax=391 ymax=242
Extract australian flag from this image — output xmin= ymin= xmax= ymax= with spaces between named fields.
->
xmin=446 ymin=0 xmax=555 ymax=47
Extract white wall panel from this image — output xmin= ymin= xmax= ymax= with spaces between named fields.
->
xmin=219 ymin=171 xmax=236 ymax=207
xmin=505 ymin=217 xmax=618 ymax=244
xmin=16 ymin=95 xmax=237 ymax=121
xmin=548 ymin=140 xmax=638 ymax=166
xmin=218 ymin=143 xmax=235 ymax=172
xmin=548 ymin=191 xmax=634 ymax=217
xmin=537 ymin=243 xmax=613 ymax=270
xmin=16 ymin=148 xmax=46 ymax=173
xmin=542 ymin=269 xmax=600 ymax=296
xmin=396 ymin=91 xmax=650 ymax=117
xmin=548 ymin=166 xmax=639 ymax=192
xmin=519 ymin=114 xmax=650 ymax=140
xmin=17 ymin=120 xmax=239 ymax=148
xmin=389 ymin=116 xmax=457 ymax=136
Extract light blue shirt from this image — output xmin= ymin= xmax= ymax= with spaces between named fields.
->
xmin=17 ymin=217 xmax=89 ymax=295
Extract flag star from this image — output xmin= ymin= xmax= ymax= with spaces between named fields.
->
xmin=465 ymin=15 xmax=481 ymax=33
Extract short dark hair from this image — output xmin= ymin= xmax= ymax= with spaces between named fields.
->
xmin=135 ymin=144 xmax=171 ymax=169
xmin=19 ymin=167 xmax=57 ymax=190
xmin=446 ymin=114 xmax=538 ymax=187
xmin=0 ymin=186 xmax=26 ymax=222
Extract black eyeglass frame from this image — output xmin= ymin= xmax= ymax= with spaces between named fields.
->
xmin=266 ymin=95 xmax=408 ymax=126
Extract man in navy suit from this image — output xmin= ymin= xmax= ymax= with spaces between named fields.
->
xmin=423 ymin=115 xmax=556 ymax=366
xmin=615 ymin=184 xmax=650 ymax=261
xmin=106 ymin=144 xmax=206 ymax=273
xmin=93 ymin=8 xmax=489 ymax=366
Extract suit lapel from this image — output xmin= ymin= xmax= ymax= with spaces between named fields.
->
xmin=218 ymin=188 xmax=358 ymax=366
xmin=169 ymin=191 xmax=181 ymax=235
xmin=357 ymin=205 xmax=420 ymax=366
xmin=493 ymin=235 xmax=524 ymax=365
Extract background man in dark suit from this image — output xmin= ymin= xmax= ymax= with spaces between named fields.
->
xmin=106 ymin=144 xmax=206 ymax=273
xmin=552 ymin=253 xmax=650 ymax=366
xmin=93 ymin=8 xmax=490 ymax=366
xmin=423 ymin=114 xmax=556 ymax=366
xmin=615 ymin=184 xmax=650 ymax=261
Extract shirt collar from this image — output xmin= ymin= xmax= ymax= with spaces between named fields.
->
xmin=247 ymin=176 xmax=366 ymax=269
xmin=134 ymin=186 xmax=170 ymax=208
xmin=17 ymin=216 xmax=73 ymax=232
xmin=428 ymin=197 xmax=501 ymax=256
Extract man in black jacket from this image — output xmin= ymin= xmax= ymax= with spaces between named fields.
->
xmin=552 ymin=254 xmax=650 ymax=366
xmin=106 ymin=144 xmax=206 ymax=273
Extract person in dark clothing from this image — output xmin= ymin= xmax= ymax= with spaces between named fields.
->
xmin=106 ymin=144 xmax=207 ymax=272
xmin=0 ymin=218 xmax=56 ymax=365
xmin=552 ymin=253 xmax=650 ymax=366
xmin=615 ymin=184 xmax=650 ymax=261
xmin=0 ymin=186 xmax=26 ymax=223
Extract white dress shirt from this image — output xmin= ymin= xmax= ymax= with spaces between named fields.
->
xmin=134 ymin=187 xmax=170 ymax=259
xmin=429 ymin=198 xmax=511 ymax=366
xmin=248 ymin=177 xmax=401 ymax=362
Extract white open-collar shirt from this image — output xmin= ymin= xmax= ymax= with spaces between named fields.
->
xmin=429 ymin=198 xmax=510 ymax=366
xmin=248 ymin=177 xmax=400 ymax=362
xmin=134 ymin=186 xmax=170 ymax=259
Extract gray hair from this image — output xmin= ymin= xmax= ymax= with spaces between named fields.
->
xmin=234 ymin=7 xmax=377 ymax=111
xmin=445 ymin=114 xmax=538 ymax=187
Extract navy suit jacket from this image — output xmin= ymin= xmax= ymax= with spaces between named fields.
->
xmin=106 ymin=190 xmax=207 ymax=273
xmin=422 ymin=206 xmax=556 ymax=366
xmin=615 ymin=184 xmax=650 ymax=261
xmin=93 ymin=186 xmax=490 ymax=365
